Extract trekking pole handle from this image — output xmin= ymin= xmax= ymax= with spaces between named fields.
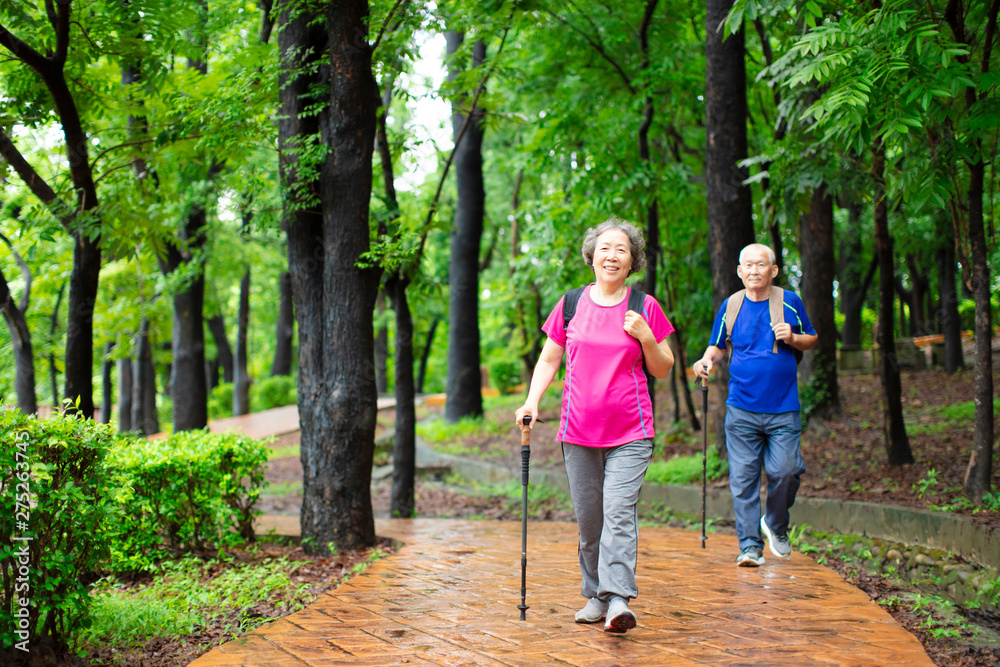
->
xmin=702 ymin=377 xmax=708 ymax=389
xmin=521 ymin=416 xmax=531 ymax=485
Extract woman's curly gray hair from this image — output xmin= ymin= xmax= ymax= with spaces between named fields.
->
xmin=581 ymin=217 xmax=646 ymax=277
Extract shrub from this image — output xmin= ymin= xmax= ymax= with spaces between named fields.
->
xmin=489 ymin=360 xmax=522 ymax=395
xmin=110 ymin=430 xmax=270 ymax=572
xmin=208 ymin=382 xmax=234 ymax=420
xmin=645 ymin=445 xmax=728 ymax=486
xmin=0 ymin=410 xmax=129 ymax=659
xmin=250 ymin=375 xmax=297 ymax=412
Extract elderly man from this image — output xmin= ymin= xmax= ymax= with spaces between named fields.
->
xmin=693 ymin=243 xmax=818 ymax=567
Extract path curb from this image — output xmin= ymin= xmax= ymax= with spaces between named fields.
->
xmin=424 ymin=440 xmax=1000 ymax=571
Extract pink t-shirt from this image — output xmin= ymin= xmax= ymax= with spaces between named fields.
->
xmin=541 ymin=285 xmax=674 ymax=447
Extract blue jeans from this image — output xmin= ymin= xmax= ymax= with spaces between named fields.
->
xmin=725 ymin=405 xmax=806 ymax=550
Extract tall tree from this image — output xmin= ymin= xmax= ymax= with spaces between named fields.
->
xmin=158 ymin=1 xmax=215 ymax=432
xmin=798 ymin=186 xmax=840 ymax=417
xmin=945 ymin=0 xmax=997 ymax=502
xmin=872 ymin=142 xmax=913 ymax=465
xmin=207 ymin=313 xmax=235 ymax=383
xmin=838 ymin=202 xmax=877 ymax=348
xmin=233 ymin=211 xmax=252 ymax=416
xmin=279 ymin=0 xmax=379 ymax=553
xmin=0 ymin=233 xmax=35 ymax=414
xmin=271 ymin=270 xmax=295 ymax=376
xmin=117 ymin=355 xmax=133 ymax=432
xmin=706 ymin=0 xmax=755 ymax=448
xmin=0 ymin=1 xmax=102 ymax=417
xmin=132 ymin=317 xmax=159 ymax=435
xmin=444 ymin=31 xmax=486 ymax=422
xmin=935 ymin=215 xmax=964 ymax=373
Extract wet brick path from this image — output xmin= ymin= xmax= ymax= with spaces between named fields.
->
xmin=190 ymin=518 xmax=932 ymax=666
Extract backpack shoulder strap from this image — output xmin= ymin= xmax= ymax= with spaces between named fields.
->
xmin=724 ymin=289 xmax=746 ymax=362
xmin=628 ymin=286 xmax=652 ymax=388
xmin=562 ymin=286 xmax=588 ymax=330
xmin=768 ymin=286 xmax=784 ymax=354
xmin=627 ymin=286 xmax=646 ymax=315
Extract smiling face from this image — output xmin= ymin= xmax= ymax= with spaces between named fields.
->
xmin=737 ymin=245 xmax=779 ymax=291
xmin=592 ymin=229 xmax=633 ymax=284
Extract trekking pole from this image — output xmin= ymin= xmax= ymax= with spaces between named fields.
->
xmin=518 ymin=414 xmax=531 ymax=620
xmin=701 ymin=376 xmax=709 ymax=549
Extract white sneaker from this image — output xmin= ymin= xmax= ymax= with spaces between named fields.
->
xmin=603 ymin=597 xmax=637 ymax=633
xmin=574 ymin=597 xmax=608 ymax=623
xmin=760 ymin=516 xmax=792 ymax=558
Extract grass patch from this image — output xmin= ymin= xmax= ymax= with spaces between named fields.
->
xmin=417 ymin=416 xmax=508 ymax=444
xmin=78 ymin=555 xmax=310 ymax=650
xmin=261 ymin=481 xmax=302 ymax=496
xmin=910 ymin=397 xmax=1000 ymax=436
xmin=448 ymin=475 xmax=573 ymax=518
xmin=268 ymin=445 xmax=300 ymax=460
xmin=645 ymin=446 xmax=728 ymax=486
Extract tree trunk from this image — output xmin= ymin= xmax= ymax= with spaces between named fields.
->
xmin=705 ymin=0 xmax=754 ymax=451
xmin=905 ymin=253 xmax=930 ymax=336
xmin=638 ymin=0 xmax=660 ymax=418
xmin=233 ymin=267 xmax=252 ymax=415
xmin=389 ymin=275 xmax=416 ymax=518
xmin=963 ymin=157 xmax=995 ymax=500
xmin=280 ymin=0 xmax=379 ymax=554
xmin=117 ymin=356 xmax=133 ymax=432
xmin=936 ymin=218 xmax=964 ymax=373
xmin=100 ymin=342 xmax=114 ymax=424
xmin=271 ymin=271 xmax=295 ymax=376
xmin=374 ymin=291 xmax=389 ymax=394
xmin=161 ymin=208 xmax=209 ymax=432
xmin=207 ymin=314 xmax=235 ymax=383
xmin=872 ymin=142 xmax=912 ymax=465
xmin=0 ymin=267 xmax=36 ymax=415
xmin=672 ymin=327 xmax=701 ymax=431
xmin=838 ymin=201 xmax=877 ymax=348
xmin=375 ymin=72 xmax=417 ymax=519
xmin=49 ymin=283 xmax=64 ymax=409
xmin=132 ymin=317 xmax=159 ymax=436
xmin=416 ymin=318 xmax=438 ymax=394
xmin=444 ymin=32 xmax=485 ymax=422
xmin=798 ymin=186 xmax=840 ymax=417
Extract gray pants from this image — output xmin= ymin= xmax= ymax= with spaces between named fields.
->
xmin=562 ymin=439 xmax=652 ymax=601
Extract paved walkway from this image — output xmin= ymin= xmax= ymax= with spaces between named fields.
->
xmin=191 ymin=518 xmax=932 ymax=666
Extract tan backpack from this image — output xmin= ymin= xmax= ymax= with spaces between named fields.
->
xmin=724 ymin=286 xmax=802 ymax=364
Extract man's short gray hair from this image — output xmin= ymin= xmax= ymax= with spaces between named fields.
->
xmin=581 ymin=217 xmax=646 ymax=277
xmin=738 ymin=243 xmax=776 ymax=266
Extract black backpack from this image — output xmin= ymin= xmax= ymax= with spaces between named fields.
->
xmin=562 ymin=285 xmax=652 ymax=382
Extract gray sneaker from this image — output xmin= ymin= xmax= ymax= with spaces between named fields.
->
xmin=574 ymin=597 xmax=608 ymax=623
xmin=736 ymin=545 xmax=765 ymax=567
xmin=604 ymin=597 xmax=637 ymax=633
xmin=760 ymin=516 xmax=792 ymax=558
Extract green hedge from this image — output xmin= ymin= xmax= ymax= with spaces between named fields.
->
xmin=208 ymin=382 xmax=234 ymax=420
xmin=111 ymin=429 xmax=269 ymax=571
xmin=250 ymin=375 xmax=297 ymax=412
xmin=1 ymin=410 xmax=128 ymax=656
xmin=0 ymin=412 xmax=269 ymax=658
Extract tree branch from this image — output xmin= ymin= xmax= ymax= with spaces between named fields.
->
xmin=0 ymin=231 xmax=31 ymax=314
xmin=541 ymin=7 xmax=636 ymax=94
xmin=0 ymin=20 xmax=49 ymax=74
xmin=51 ymin=0 xmax=70 ymax=65
xmin=372 ymin=0 xmax=410 ymax=54
xmin=417 ymin=16 xmax=514 ymax=262
xmin=0 ymin=128 xmax=73 ymax=229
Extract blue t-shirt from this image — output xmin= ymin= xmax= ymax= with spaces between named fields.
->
xmin=707 ymin=290 xmax=816 ymax=414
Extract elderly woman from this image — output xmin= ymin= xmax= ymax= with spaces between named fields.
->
xmin=515 ymin=218 xmax=674 ymax=633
